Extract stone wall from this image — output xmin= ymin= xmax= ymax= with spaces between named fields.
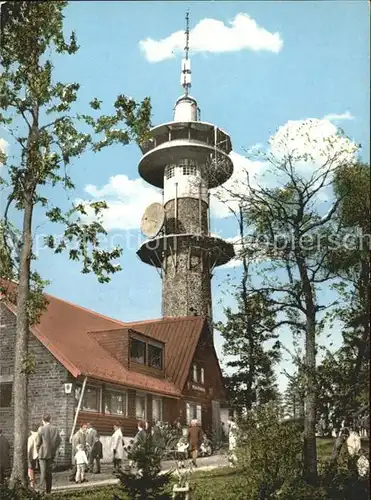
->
xmin=164 ymin=198 xmax=208 ymax=235
xmin=0 ymin=303 xmax=74 ymax=467
xmin=162 ymin=237 xmax=212 ymax=318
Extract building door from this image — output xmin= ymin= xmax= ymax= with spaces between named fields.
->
xmin=185 ymin=402 xmax=202 ymax=426
xmin=212 ymin=400 xmax=221 ymax=443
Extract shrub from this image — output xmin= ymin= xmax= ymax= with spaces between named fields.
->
xmin=235 ymin=402 xmax=303 ymax=499
xmin=114 ymin=432 xmax=172 ymax=500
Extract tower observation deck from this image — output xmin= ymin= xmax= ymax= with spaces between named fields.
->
xmin=137 ymin=13 xmax=234 ymax=322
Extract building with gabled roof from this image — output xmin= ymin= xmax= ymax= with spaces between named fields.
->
xmin=0 ymin=288 xmax=226 ymax=465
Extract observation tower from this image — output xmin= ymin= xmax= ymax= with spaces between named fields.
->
xmin=137 ymin=13 xmax=234 ymax=324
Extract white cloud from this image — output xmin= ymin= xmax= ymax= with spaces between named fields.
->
xmin=269 ymin=118 xmax=358 ymax=173
xmin=210 ymin=150 xmax=267 ymax=218
xmin=140 ymin=13 xmax=283 ymax=63
xmin=82 ymin=175 xmax=161 ymax=231
xmin=323 ymin=111 xmax=354 ymax=122
xmin=0 ymin=138 xmax=8 ymax=165
xmin=81 ymin=118 xmax=359 ymax=236
xmin=218 ymin=234 xmax=246 ymax=269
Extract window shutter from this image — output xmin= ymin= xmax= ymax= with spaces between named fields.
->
xmin=186 ymin=402 xmax=191 ymax=425
xmin=196 ymin=405 xmax=202 ymax=425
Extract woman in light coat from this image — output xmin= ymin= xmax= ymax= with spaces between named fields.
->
xmin=111 ymin=423 xmax=125 ymax=471
xmin=27 ymin=424 xmax=39 ymax=489
xmin=228 ymin=418 xmax=238 ymax=466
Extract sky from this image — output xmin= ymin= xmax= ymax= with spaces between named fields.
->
xmin=0 ymin=0 xmax=369 ymax=392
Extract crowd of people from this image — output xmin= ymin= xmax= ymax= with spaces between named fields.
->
xmin=7 ymin=412 xmax=359 ymax=492
xmin=316 ymin=411 xmax=369 ymax=439
xmin=330 ymin=416 xmax=370 ymax=477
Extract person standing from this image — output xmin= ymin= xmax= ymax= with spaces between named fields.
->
xmin=69 ymin=423 xmax=87 ymax=481
xmin=0 ymin=430 xmax=10 ymax=485
xmin=133 ymin=420 xmax=147 ymax=448
xmin=90 ymin=435 xmax=103 ymax=474
xmin=36 ymin=414 xmax=61 ymax=494
xmin=27 ymin=424 xmax=39 ymax=489
xmin=111 ymin=423 xmax=125 ymax=472
xmin=74 ymin=444 xmax=88 ymax=483
xmin=86 ymin=422 xmax=98 ymax=471
xmin=228 ymin=417 xmax=238 ymax=466
xmin=187 ymin=419 xmax=203 ymax=467
xmin=176 ymin=429 xmax=189 ymax=469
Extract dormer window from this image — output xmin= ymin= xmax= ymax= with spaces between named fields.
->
xmin=148 ymin=343 xmax=163 ymax=370
xmin=130 ymin=336 xmax=164 ymax=371
xmin=130 ymin=339 xmax=146 ymax=365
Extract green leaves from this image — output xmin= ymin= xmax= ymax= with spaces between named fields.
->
xmin=1 ymin=0 xmax=152 ymax=302
xmin=89 ymin=98 xmax=102 ymax=110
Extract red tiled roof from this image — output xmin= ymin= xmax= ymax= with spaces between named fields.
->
xmin=1 ymin=285 xmax=206 ymax=397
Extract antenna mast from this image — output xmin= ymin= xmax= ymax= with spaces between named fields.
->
xmin=181 ymin=11 xmax=191 ymax=96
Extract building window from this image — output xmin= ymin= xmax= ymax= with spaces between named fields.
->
xmin=75 ymin=385 xmax=100 ymax=412
xmin=136 ymin=393 xmax=147 ymax=420
xmin=181 ymin=159 xmax=198 ymax=176
xmin=165 ymin=164 xmax=175 ymax=179
xmin=0 ymin=366 xmax=12 ymax=375
xmin=148 ymin=344 xmax=163 ymax=370
xmin=104 ymin=390 xmax=127 ymax=416
xmin=130 ymin=336 xmax=164 ymax=371
xmin=200 ymin=367 xmax=205 ymax=385
xmin=152 ymin=397 xmax=163 ymax=422
xmin=192 ymin=364 xmax=198 ymax=383
xmin=130 ymin=338 xmax=146 ymax=365
xmin=186 ymin=402 xmax=202 ymax=425
xmin=0 ymin=383 xmax=12 ymax=408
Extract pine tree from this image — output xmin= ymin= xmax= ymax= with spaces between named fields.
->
xmin=115 ymin=432 xmax=172 ymax=500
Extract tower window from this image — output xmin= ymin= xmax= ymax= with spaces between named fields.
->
xmin=165 ymin=165 xmax=176 ymax=179
xmin=181 ymin=160 xmax=198 ymax=176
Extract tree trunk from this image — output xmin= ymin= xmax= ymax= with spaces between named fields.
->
xmin=9 ymin=199 xmax=33 ymax=486
xmin=303 ymin=312 xmax=318 ymax=483
xmin=296 ymin=243 xmax=318 ymax=483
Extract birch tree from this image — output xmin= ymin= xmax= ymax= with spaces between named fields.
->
xmin=218 ymin=119 xmax=359 ymax=482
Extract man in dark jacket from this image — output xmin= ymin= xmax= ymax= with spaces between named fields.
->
xmin=0 ymin=430 xmax=10 ymax=485
xmin=90 ymin=435 xmax=103 ymax=474
xmin=36 ymin=414 xmax=61 ymax=493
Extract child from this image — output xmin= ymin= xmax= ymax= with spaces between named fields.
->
xmin=357 ymin=449 xmax=369 ymax=478
xmin=90 ymin=435 xmax=103 ymax=474
xmin=176 ymin=434 xmax=189 ymax=469
xmin=75 ymin=443 xmax=88 ymax=483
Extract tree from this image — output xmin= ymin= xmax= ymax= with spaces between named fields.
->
xmin=326 ymin=163 xmax=370 ymax=397
xmin=284 ymin=373 xmax=305 ymax=420
xmin=116 ymin=432 xmax=172 ymax=500
xmin=219 ymin=119 xmax=359 ymax=482
xmin=0 ymin=1 xmax=151 ymax=485
xmin=216 ymin=206 xmax=280 ymax=415
xmin=314 ymin=164 xmax=370 ymax=426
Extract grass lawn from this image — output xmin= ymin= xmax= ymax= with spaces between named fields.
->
xmin=51 ymin=438 xmax=370 ymax=499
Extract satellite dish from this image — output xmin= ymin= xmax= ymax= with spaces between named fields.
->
xmin=140 ymin=203 xmax=165 ymax=238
